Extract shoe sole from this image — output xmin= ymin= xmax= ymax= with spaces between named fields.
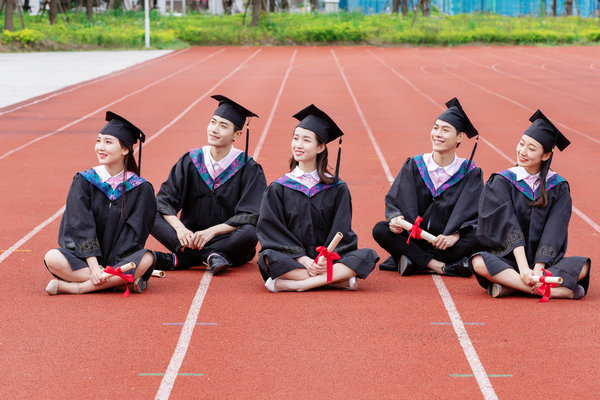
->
xmin=399 ymin=256 xmax=413 ymax=276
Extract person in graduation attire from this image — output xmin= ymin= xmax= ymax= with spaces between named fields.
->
xmin=44 ymin=112 xmax=157 ymax=295
xmin=151 ymin=95 xmax=267 ymax=275
xmin=257 ymin=105 xmax=379 ymax=292
xmin=471 ymin=110 xmax=590 ymax=299
xmin=372 ymin=98 xmax=483 ymax=277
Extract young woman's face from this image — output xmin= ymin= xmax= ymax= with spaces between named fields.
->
xmin=516 ymin=134 xmax=551 ymax=173
xmin=291 ymin=127 xmax=325 ymax=164
xmin=207 ymin=115 xmax=242 ymax=148
xmin=95 ymin=134 xmax=128 ymax=166
xmin=431 ymin=119 xmax=463 ymax=153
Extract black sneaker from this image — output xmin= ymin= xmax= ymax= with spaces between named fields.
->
xmin=442 ymin=257 xmax=473 ymax=278
xmin=398 ymin=255 xmax=415 ymax=276
xmin=154 ymin=251 xmax=176 ymax=271
xmin=208 ymin=253 xmax=231 ymax=276
xmin=379 ymin=256 xmax=398 ymax=271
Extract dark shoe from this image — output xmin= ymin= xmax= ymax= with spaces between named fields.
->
xmin=154 ymin=251 xmax=176 ymax=271
xmin=379 ymin=256 xmax=398 ymax=271
xmin=442 ymin=257 xmax=473 ymax=278
xmin=573 ymin=284 xmax=586 ymax=300
xmin=208 ymin=253 xmax=231 ymax=276
xmin=398 ymin=255 xmax=415 ymax=276
xmin=133 ymin=277 xmax=148 ymax=293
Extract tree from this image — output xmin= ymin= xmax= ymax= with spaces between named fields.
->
xmin=565 ymin=0 xmax=572 ymax=15
xmin=421 ymin=0 xmax=429 ymax=16
xmin=4 ymin=0 xmax=15 ymax=31
xmin=552 ymin=0 xmax=557 ymax=16
xmin=392 ymin=0 xmax=408 ymax=16
xmin=86 ymin=0 xmax=93 ymax=21
xmin=50 ymin=0 xmax=58 ymax=24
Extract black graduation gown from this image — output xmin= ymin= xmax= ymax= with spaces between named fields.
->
xmin=153 ymin=148 xmax=267 ymax=266
xmin=474 ymin=169 xmax=590 ymax=291
xmin=373 ymin=154 xmax=483 ymax=268
xmin=257 ymin=175 xmax=379 ymax=280
xmin=56 ymin=169 xmax=157 ymax=276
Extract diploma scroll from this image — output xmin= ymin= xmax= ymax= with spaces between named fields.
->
xmin=315 ymin=232 xmax=343 ymax=283
xmin=395 ymin=218 xmax=437 ymax=243
xmin=101 ymin=262 xmax=136 ymax=281
xmin=532 ymin=275 xmax=562 ymax=284
xmin=152 ymin=270 xmax=166 ymax=278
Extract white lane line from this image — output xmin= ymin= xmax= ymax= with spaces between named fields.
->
xmin=0 ymin=49 xmax=187 ymax=117
xmin=253 ymin=49 xmax=297 ymax=161
xmin=354 ymin=49 xmax=499 ymax=400
xmin=0 ymin=48 xmax=225 ymax=161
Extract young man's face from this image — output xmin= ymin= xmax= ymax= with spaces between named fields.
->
xmin=430 ymin=119 xmax=463 ymax=153
xmin=206 ymin=115 xmax=242 ymax=148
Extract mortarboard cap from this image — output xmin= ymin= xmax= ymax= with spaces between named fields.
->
xmin=292 ymin=104 xmax=344 ymax=144
xmin=437 ymin=97 xmax=478 ymax=139
xmin=211 ymin=95 xmax=258 ymax=130
xmin=100 ymin=111 xmax=146 ymax=175
xmin=524 ymin=110 xmax=570 ymax=153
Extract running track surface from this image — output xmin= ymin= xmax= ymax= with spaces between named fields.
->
xmin=1 ymin=46 xmax=598 ymax=400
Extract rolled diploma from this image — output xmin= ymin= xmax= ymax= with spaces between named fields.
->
xmin=532 ymin=276 xmax=563 ymax=284
xmin=101 ymin=262 xmax=136 ymax=280
xmin=395 ymin=218 xmax=438 ymax=243
xmin=152 ymin=270 xmax=166 ymax=278
xmin=316 ymin=232 xmax=344 ymax=263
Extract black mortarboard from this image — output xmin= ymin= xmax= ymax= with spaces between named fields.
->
xmin=437 ymin=97 xmax=478 ymax=139
xmin=437 ymin=98 xmax=479 ymax=171
xmin=211 ymin=95 xmax=258 ymax=162
xmin=293 ymin=104 xmax=344 ymax=181
xmin=100 ymin=111 xmax=146 ymax=174
xmin=524 ymin=110 xmax=570 ymax=153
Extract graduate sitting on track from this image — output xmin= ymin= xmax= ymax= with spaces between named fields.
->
xmin=372 ymin=98 xmax=483 ymax=277
xmin=44 ymin=112 xmax=158 ymax=295
xmin=151 ymin=95 xmax=267 ymax=275
xmin=257 ymin=105 xmax=379 ymax=292
xmin=471 ymin=110 xmax=591 ymax=299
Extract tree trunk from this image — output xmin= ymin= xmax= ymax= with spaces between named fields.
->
xmin=565 ymin=0 xmax=572 ymax=15
xmin=50 ymin=0 xmax=58 ymax=24
xmin=401 ymin=0 xmax=408 ymax=15
xmin=251 ymin=0 xmax=259 ymax=26
xmin=392 ymin=0 xmax=399 ymax=13
xmin=86 ymin=0 xmax=93 ymax=21
xmin=421 ymin=0 xmax=428 ymax=16
xmin=4 ymin=0 xmax=14 ymax=31
xmin=310 ymin=0 xmax=317 ymax=11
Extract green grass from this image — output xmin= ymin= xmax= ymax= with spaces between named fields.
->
xmin=2 ymin=10 xmax=600 ymax=50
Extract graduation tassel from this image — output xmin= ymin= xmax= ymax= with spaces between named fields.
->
xmin=137 ymin=138 xmax=143 ymax=176
xmin=244 ymin=118 xmax=251 ymax=164
xmin=465 ymin=133 xmax=478 ymax=172
xmin=334 ymin=137 xmax=342 ymax=182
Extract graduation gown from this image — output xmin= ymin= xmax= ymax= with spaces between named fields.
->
xmin=475 ymin=170 xmax=590 ymax=291
xmin=373 ymin=154 xmax=483 ymax=268
xmin=56 ymin=169 xmax=156 ymax=275
xmin=153 ymin=149 xmax=266 ymax=266
xmin=257 ymin=176 xmax=378 ymax=280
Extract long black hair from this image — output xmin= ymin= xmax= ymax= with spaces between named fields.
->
xmin=529 ymin=152 xmax=552 ymax=209
xmin=119 ymin=140 xmax=138 ymax=217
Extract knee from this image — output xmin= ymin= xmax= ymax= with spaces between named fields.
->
xmin=44 ymin=249 xmax=64 ymax=273
xmin=235 ymin=225 xmax=258 ymax=244
xmin=470 ymin=255 xmax=487 ymax=275
xmin=372 ymin=221 xmax=389 ymax=241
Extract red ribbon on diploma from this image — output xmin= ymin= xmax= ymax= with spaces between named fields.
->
xmin=104 ymin=266 xmax=134 ymax=297
xmin=316 ymin=246 xmax=341 ymax=284
xmin=536 ymin=269 xmax=557 ymax=303
xmin=406 ymin=216 xmax=424 ymax=244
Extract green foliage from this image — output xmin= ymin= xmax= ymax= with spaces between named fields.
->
xmin=1 ymin=10 xmax=600 ymax=49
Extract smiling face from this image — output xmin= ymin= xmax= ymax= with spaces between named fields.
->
xmin=206 ymin=115 xmax=242 ymax=148
xmin=291 ymin=127 xmax=326 ymax=167
xmin=430 ymin=119 xmax=464 ymax=154
xmin=516 ymin=134 xmax=551 ymax=174
xmin=95 ymin=134 xmax=128 ymax=169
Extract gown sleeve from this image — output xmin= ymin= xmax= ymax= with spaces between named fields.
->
xmin=443 ymin=167 xmax=484 ymax=235
xmin=156 ymin=154 xmax=188 ymax=216
xmin=384 ymin=157 xmax=420 ymax=222
xmin=324 ymin=183 xmax=359 ymax=255
xmin=256 ymin=183 xmax=306 ymax=259
xmin=477 ymin=174 xmax=526 ymax=257
xmin=58 ymin=174 xmax=102 ymax=258
xmin=225 ymin=161 xmax=267 ymax=227
xmin=534 ymin=182 xmax=572 ymax=265
xmin=110 ymin=182 xmax=157 ymax=263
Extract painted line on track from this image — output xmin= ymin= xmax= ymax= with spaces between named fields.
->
xmin=431 ymin=322 xmax=486 ymax=325
xmin=450 ymin=374 xmax=512 ymax=378
xmin=368 ymin=49 xmax=600 ymax=235
xmin=0 ymin=49 xmax=187 ymax=117
xmin=162 ymin=322 xmax=218 ymax=326
xmin=346 ymin=49 xmax=498 ymax=400
xmin=0 ymin=48 xmax=225 ymax=161
xmin=141 ymin=373 xmax=204 ymax=376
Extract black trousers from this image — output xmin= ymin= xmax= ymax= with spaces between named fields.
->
xmin=372 ymin=220 xmax=481 ymax=269
xmin=151 ymin=214 xmax=258 ymax=268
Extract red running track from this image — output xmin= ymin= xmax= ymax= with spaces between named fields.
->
xmin=0 ymin=46 xmax=598 ymax=400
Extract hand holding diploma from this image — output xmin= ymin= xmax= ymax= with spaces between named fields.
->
xmin=394 ymin=216 xmax=438 ymax=244
xmin=102 ymin=262 xmax=136 ymax=297
xmin=314 ymin=232 xmax=343 ymax=283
